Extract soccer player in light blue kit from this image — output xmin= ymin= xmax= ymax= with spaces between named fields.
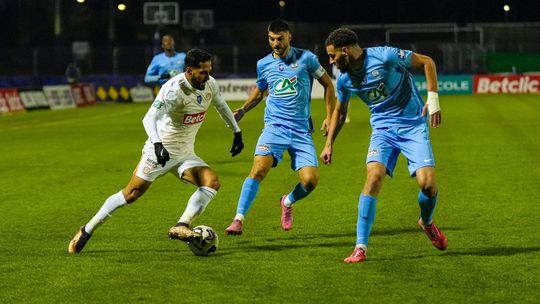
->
xmin=321 ymin=28 xmax=448 ymax=263
xmin=145 ymin=34 xmax=186 ymax=86
xmin=225 ymin=19 xmax=335 ymax=235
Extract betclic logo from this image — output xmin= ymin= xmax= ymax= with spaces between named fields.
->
xmin=183 ymin=111 xmax=206 ymax=124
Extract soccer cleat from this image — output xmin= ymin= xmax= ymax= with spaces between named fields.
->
xmin=418 ymin=219 xmax=448 ymax=250
xmin=280 ymin=195 xmax=293 ymax=231
xmin=168 ymin=225 xmax=202 ymax=243
xmin=344 ymin=247 xmax=366 ymax=263
xmin=225 ymin=219 xmax=243 ymax=235
xmin=68 ymin=226 xmax=92 ymax=254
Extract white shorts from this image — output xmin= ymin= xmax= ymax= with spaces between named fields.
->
xmin=135 ymin=142 xmax=208 ymax=182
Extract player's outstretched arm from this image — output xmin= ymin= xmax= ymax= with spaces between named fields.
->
xmin=233 ymin=87 xmax=267 ymax=122
xmin=144 ymin=57 xmax=160 ymax=85
xmin=142 ymin=99 xmax=169 ymax=166
xmin=320 ymin=101 xmax=348 ymax=165
xmin=411 ymin=52 xmax=441 ymax=128
xmin=316 ymin=72 xmax=336 ymax=136
xmin=211 ymin=87 xmax=244 ymax=157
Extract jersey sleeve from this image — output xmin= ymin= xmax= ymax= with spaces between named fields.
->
xmin=255 ymin=61 xmax=268 ymax=90
xmin=144 ymin=56 xmax=160 ymax=84
xmin=336 ymin=75 xmax=351 ymax=104
xmin=383 ymin=46 xmax=413 ymax=69
xmin=209 ymin=78 xmax=241 ymax=133
xmin=306 ymin=51 xmax=326 ymax=79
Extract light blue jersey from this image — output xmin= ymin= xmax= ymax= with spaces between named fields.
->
xmin=145 ymin=52 xmax=186 ymax=85
xmin=337 ymin=46 xmax=425 ymax=128
xmin=256 ymin=47 xmax=325 ymax=132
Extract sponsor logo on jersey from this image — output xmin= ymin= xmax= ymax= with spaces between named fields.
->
xmin=290 ymin=61 xmax=299 ymax=69
xmin=366 ymin=83 xmax=389 ymax=104
xmin=273 ymin=76 xmax=298 ymax=97
xmin=398 ymin=49 xmax=406 ymax=59
xmin=257 ymin=144 xmax=271 ymax=152
xmin=145 ymin=158 xmax=158 ymax=167
xmin=371 ymin=70 xmax=380 ymax=78
xmin=142 ymin=166 xmax=153 ymax=176
xmin=367 ymin=149 xmax=378 ymax=157
xmin=205 ymin=93 xmax=212 ymax=100
xmin=183 ymin=111 xmax=207 ymax=124
xmin=152 ymin=100 xmax=164 ymax=109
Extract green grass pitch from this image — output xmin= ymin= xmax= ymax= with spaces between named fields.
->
xmin=0 ymin=94 xmax=538 ymax=303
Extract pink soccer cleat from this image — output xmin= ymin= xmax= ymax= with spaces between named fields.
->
xmin=419 ymin=219 xmax=448 ymax=250
xmin=225 ymin=219 xmax=243 ymax=235
xmin=344 ymin=247 xmax=366 ymax=263
xmin=280 ymin=195 xmax=293 ymax=231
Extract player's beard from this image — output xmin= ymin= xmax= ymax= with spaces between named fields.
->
xmin=337 ymin=57 xmax=350 ymax=73
xmin=193 ymin=80 xmax=206 ymax=90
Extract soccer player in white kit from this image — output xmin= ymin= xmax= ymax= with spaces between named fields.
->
xmin=68 ymin=48 xmax=244 ymax=253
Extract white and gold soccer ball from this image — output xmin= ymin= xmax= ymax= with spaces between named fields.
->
xmin=188 ymin=225 xmax=218 ymax=256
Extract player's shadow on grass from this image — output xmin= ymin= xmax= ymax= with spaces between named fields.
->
xmin=444 ymin=246 xmax=540 ymax=257
xmin=220 ymin=240 xmax=353 ymax=253
xmin=299 ymin=226 xmax=461 ymax=239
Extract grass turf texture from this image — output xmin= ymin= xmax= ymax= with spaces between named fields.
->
xmin=0 ymin=95 xmax=538 ymax=303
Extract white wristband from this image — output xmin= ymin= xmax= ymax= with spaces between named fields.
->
xmin=427 ymin=91 xmax=441 ymax=115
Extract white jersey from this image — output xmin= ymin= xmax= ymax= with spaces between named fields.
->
xmin=143 ymin=73 xmax=240 ymax=156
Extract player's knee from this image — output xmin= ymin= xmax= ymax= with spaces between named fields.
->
xmin=367 ymin=171 xmax=384 ymax=186
xmin=205 ymin=178 xmax=220 ymax=191
xmin=250 ymin=168 xmax=269 ymax=181
xmin=363 ymin=173 xmax=384 ymax=195
xmin=420 ymin=184 xmax=437 ymax=198
xmin=302 ymin=177 xmax=318 ymax=192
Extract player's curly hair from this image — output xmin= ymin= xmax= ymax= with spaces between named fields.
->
xmin=185 ymin=48 xmax=213 ymax=68
xmin=268 ymin=19 xmax=290 ymax=33
xmin=325 ymin=28 xmax=358 ymax=47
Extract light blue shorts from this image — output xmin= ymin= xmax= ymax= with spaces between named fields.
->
xmin=255 ymin=124 xmax=318 ymax=171
xmin=366 ymin=123 xmax=435 ymax=177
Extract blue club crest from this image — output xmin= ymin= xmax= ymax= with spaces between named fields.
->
xmin=197 ymin=95 xmax=202 ymax=104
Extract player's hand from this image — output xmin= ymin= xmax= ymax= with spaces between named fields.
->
xmin=320 ymin=145 xmax=333 ymax=165
xmin=233 ymin=108 xmax=245 ymax=122
xmin=320 ymin=118 xmax=329 ymax=136
xmin=230 ymin=131 xmax=244 ymax=157
xmin=421 ymin=103 xmax=442 ymax=128
xmin=429 ymin=111 xmax=441 ymax=128
xmin=154 ymin=142 xmax=170 ymax=167
xmin=159 ymin=72 xmax=171 ymax=80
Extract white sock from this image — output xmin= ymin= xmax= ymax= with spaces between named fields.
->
xmin=283 ymin=195 xmax=293 ymax=207
xmin=234 ymin=214 xmax=245 ymax=222
xmin=85 ymin=190 xmax=127 ymax=234
xmin=178 ymin=186 xmax=217 ymax=225
xmin=355 ymin=244 xmax=367 ymax=252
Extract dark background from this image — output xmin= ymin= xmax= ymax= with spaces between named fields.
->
xmin=1 ymin=0 xmax=538 ymax=47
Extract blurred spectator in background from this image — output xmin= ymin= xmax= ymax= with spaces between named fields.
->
xmin=65 ymin=63 xmax=81 ymax=84
xmin=145 ymin=34 xmax=186 ymax=86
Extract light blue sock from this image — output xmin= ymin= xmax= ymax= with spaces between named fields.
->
xmin=356 ymin=195 xmax=377 ymax=246
xmin=236 ymin=178 xmax=260 ymax=216
xmin=287 ymin=183 xmax=311 ymax=205
xmin=418 ymin=191 xmax=438 ymax=225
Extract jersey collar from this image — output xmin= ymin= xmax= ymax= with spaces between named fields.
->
xmin=178 ymin=73 xmax=195 ymax=95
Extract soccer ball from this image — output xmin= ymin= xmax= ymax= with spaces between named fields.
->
xmin=188 ymin=225 xmax=219 ymax=256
